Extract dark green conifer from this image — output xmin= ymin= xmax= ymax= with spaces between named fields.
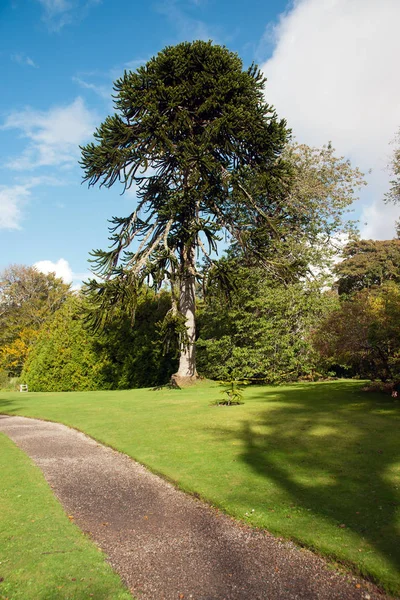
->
xmin=80 ymin=41 xmax=289 ymax=383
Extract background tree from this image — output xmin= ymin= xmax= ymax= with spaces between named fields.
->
xmin=385 ymin=128 xmax=400 ymax=206
xmin=197 ymin=260 xmax=338 ymax=382
xmin=22 ymin=296 xmax=108 ymax=392
xmin=334 ymin=239 xmax=400 ymax=295
xmin=91 ymin=288 xmax=177 ymax=389
xmin=312 ymin=283 xmax=400 ymax=381
xmin=225 ymin=141 xmax=365 ymax=280
xmin=0 ymin=265 xmax=71 ymax=376
xmin=80 ymin=41 xmax=290 ymax=385
xmin=0 ymin=328 xmax=39 ymax=378
xmin=22 ymin=289 xmax=177 ymax=391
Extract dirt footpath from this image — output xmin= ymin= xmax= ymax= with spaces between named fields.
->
xmin=0 ymin=415 xmax=391 ymax=600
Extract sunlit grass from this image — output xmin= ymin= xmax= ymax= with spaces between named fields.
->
xmin=0 ymin=434 xmax=132 ymax=600
xmin=1 ymin=380 xmax=399 ymax=595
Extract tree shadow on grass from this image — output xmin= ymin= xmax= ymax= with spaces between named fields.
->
xmin=0 ymin=397 xmax=22 ymax=415
xmin=214 ymin=382 xmax=400 ymax=588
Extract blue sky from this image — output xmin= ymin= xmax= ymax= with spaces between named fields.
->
xmin=1 ymin=0 xmax=400 ymax=286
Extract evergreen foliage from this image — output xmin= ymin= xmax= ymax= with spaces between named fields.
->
xmin=22 ymin=290 xmax=177 ymax=392
xmin=197 ymin=262 xmax=337 ymax=382
xmin=22 ymin=296 xmax=108 ymax=392
xmin=80 ymin=41 xmax=290 ymax=379
xmin=91 ymin=289 xmax=178 ymax=389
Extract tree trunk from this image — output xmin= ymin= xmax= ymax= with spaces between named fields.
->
xmin=171 ymin=247 xmax=198 ymax=387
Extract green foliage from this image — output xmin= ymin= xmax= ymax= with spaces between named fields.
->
xmin=92 ymin=289 xmax=178 ymax=389
xmin=0 ymin=371 xmax=20 ymax=391
xmin=313 ymin=282 xmax=400 ymax=381
xmin=228 ymin=142 xmax=365 ymax=280
xmin=217 ymin=380 xmax=247 ymax=405
xmin=334 ymin=238 xmax=400 ymax=295
xmin=0 ymin=264 xmax=71 ymax=376
xmin=197 ymin=262 xmax=337 ymax=382
xmin=22 ymin=296 xmax=109 ymax=392
xmin=385 ymin=127 xmax=400 ymax=206
xmin=80 ymin=41 xmax=290 ymax=375
xmin=22 ymin=289 xmax=177 ymax=392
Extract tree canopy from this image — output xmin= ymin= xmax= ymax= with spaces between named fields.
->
xmin=313 ymin=283 xmax=400 ymax=382
xmin=385 ymin=128 xmax=400 ymax=206
xmin=197 ymin=261 xmax=338 ymax=382
xmin=334 ymin=239 xmax=400 ymax=295
xmin=0 ymin=265 xmax=71 ymax=376
xmin=80 ymin=41 xmax=290 ymax=383
xmin=22 ymin=289 xmax=177 ymax=392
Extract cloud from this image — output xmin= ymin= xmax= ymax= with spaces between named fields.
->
xmin=37 ymin=0 xmax=74 ymax=30
xmin=72 ymin=76 xmax=110 ymax=99
xmin=11 ymin=53 xmax=38 ymax=68
xmin=360 ymin=200 xmax=400 ymax=240
xmin=34 ymin=258 xmax=88 ymax=288
xmin=2 ymin=97 xmax=97 ymax=171
xmin=34 ymin=258 xmax=74 ymax=282
xmin=72 ymin=58 xmax=149 ymax=104
xmin=261 ymin=0 xmax=400 ymax=239
xmin=0 ymin=177 xmax=65 ymax=230
xmin=36 ymin=0 xmax=101 ymax=31
xmin=0 ymin=185 xmax=30 ymax=230
xmin=156 ymin=0 xmax=216 ymax=41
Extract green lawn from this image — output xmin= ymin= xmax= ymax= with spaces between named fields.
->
xmin=1 ymin=380 xmax=399 ymax=596
xmin=0 ymin=433 xmax=132 ymax=600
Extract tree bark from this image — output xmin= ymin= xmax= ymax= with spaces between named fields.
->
xmin=171 ymin=246 xmax=198 ymax=387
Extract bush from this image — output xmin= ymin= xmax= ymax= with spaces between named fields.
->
xmin=22 ymin=289 xmax=178 ymax=392
xmin=22 ymin=297 xmax=109 ymax=392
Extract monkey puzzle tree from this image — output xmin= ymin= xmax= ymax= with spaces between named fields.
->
xmin=80 ymin=41 xmax=290 ymax=384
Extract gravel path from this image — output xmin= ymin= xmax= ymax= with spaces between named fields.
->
xmin=0 ymin=414 xmax=392 ymax=600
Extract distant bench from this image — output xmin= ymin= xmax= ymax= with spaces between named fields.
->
xmin=19 ymin=384 xmax=28 ymax=392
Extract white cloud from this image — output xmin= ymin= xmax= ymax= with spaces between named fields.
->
xmin=2 ymin=97 xmax=97 ymax=171
xmin=361 ymin=201 xmax=400 ymax=240
xmin=34 ymin=258 xmax=74 ymax=282
xmin=157 ymin=0 xmax=216 ymax=41
xmin=11 ymin=53 xmax=38 ymax=68
xmin=36 ymin=0 xmax=101 ymax=31
xmin=0 ymin=185 xmax=30 ymax=230
xmin=0 ymin=177 xmax=66 ymax=230
xmin=37 ymin=0 xmax=74 ymax=29
xmin=72 ymin=76 xmax=110 ymax=99
xmin=34 ymin=258 xmax=88 ymax=288
xmin=261 ymin=0 xmax=400 ymax=240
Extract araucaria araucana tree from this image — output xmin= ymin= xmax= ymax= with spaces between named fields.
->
xmin=80 ymin=41 xmax=289 ymax=384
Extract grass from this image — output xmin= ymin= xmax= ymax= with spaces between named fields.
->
xmin=0 ymin=380 xmax=399 ymax=595
xmin=0 ymin=433 xmax=133 ymax=600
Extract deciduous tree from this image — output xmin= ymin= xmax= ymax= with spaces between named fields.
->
xmin=385 ymin=128 xmax=400 ymax=206
xmin=0 ymin=265 xmax=71 ymax=375
xmin=334 ymin=239 xmax=400 ymax=295
xmin=313 ymin=283 xmax=400 ymax=381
